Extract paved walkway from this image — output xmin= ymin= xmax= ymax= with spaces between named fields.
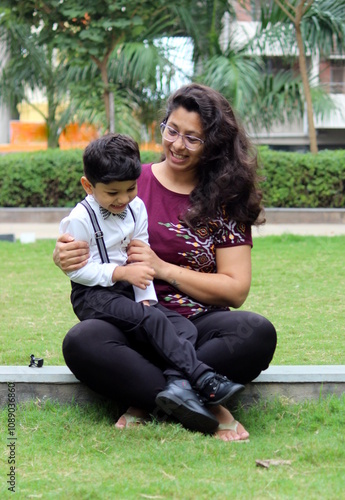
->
xmin=1 ymin=222 xmax=345 ymax=242
xmin=252 ymin=223 xmax=345 ymax=237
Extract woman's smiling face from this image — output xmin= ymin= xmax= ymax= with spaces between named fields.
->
xmin=162 ymin=106 xmax=205 ymax=175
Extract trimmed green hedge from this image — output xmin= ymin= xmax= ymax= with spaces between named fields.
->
xmin=259 ymin=148 xmax=345 ymax=208
xmin=0 ymin=147 xmax=344 ymax=208
xmin=0 ymin=149 xmax=161 ymax=208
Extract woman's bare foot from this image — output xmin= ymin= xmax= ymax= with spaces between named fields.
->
xmin=115 ymin=407 xmax=151 ymax=429
xmin=209 ymin=405 xmax=250 ymax=442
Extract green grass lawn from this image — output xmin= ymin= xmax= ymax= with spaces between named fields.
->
xmin=1 ymin=397 xmax=345 ymax=498
xmin=1 ymin=235 xmax=345 ymax=498
xmin=1 ymin=234 xmax=344 ymax=365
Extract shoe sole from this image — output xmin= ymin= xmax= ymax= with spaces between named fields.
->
xmin=155 ymin=393 xmax=219 ymax=434
xmin=206 ymin=384 xmax=245 ymax=406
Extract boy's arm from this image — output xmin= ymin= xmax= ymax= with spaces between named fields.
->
xmin=59 ymin=215 xmax=117 ymax=287
xmin=131 ymin=201 xmax=150 ymax=245
xmin=133 ymin=281 xmax=157 ymax=304
xmin=130 ymin=200 xmax=157 ymax=304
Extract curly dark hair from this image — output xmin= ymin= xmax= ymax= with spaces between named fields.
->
xmin=83 ymin=133 xmax=141 ymax=186
xmin=161 ymin=83 xmax=264 ymax=227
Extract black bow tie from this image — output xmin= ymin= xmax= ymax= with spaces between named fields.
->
xmin=100 ymin=207 xmax=128 ymax=220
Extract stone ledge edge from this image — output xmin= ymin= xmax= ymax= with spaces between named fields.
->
xmin=1 ymin=208 xmax=345 ymax=224
xmin=1 ymin=365 xmax=345 ymax=384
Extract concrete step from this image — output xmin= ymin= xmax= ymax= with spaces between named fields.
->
xmin=1 ymin=365 xmax=344 ymax=408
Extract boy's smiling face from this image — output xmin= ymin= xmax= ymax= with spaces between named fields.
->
xmin=81 ymin=177 xmax=138 ymax=214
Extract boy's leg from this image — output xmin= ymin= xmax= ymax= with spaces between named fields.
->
xmin=155 ymin=303 xmax=198 ymax=346
xmin=74 ymin=285 xmax=210 ymax=384
xmin=72 ymin=289 xmax=220 ymax=433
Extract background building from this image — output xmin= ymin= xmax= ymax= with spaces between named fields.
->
xmin=229 ymin=0 xmax=345 ymax=151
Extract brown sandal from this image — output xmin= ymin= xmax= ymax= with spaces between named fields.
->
xmin=217 ymin=420 xmax=250 ymax=442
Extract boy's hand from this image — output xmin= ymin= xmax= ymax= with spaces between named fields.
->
xmin=112 ymin=263 xmax=155 ymax=289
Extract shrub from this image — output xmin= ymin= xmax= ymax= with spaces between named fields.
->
xmin=0 ymin=149 xmax=161 ymax=208
xmin=0 ymin=147 xmax=344 ymax=208
xmin=258 ymin=148 xmax=345 ymax=208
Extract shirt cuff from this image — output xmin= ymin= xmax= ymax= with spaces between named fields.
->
xmin=134 ymin=283 xmax=158 ymax=305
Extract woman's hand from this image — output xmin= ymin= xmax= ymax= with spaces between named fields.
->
xmin=130 ymin=241 xmax=252 ymax=308
xmin=128 ymin=240 xmax=252 ymax=309
xmin=53 ymin=234 xmax=89 ymax=272
xmin=127 ymin=240 xmax=166 ymax=279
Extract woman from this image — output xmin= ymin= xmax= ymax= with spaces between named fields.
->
xmin=54 ymin=83 xmax=277 ymax=442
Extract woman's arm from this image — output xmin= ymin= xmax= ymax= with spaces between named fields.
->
xmin=127 ymin=240 xmax=252 ymax=308
xmin=53 ymin=234 xmax=156 ymax=294
xmin=53 ymin=200 xmax=149 ymax=273
xmin=53 ymin=234 xmax=90 ymax=272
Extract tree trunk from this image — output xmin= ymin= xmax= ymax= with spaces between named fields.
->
xmin=47 ymin=125 xmax=60 ymax=148
xmin=99 ymin=60 xmax=111 ymax=131
xmin=46 ymin=85 xmax=60 ymax=149
xmin=109 ymin=91 xmax=115 ymax=133
xmin=295 ymin=23 xmax=318 ymax=154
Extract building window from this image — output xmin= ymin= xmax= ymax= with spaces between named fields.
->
xmin=263 ymin=56 xmax=301 ymax=77
xmin=251 ymin=0 xmax=273 ymax=21
xmin=250 ymin=0 xmax=260 ymax=20
xmin=330 ymin=60 xmax=345 ymax=94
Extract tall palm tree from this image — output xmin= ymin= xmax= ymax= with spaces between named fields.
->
xmin=66 ymin=41 xmax=174 ymax=141
xmin=0 ymin=21 xmax=74 ymax=148
xmin=260 ymin=0 xmax=345 ymax=153
xmin=174 ymin=0 xmax=342 ymax=145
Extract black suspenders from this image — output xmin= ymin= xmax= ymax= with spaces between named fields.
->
xmin=80 ymin=198 xmax=136 ymax=264
xmin=80 ymin=199 xmax=110 ymax=263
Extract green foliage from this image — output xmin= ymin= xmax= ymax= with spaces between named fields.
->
xmin=0 ymin=0 xmax=184 ymax=137
xmin=0 ymin=149 xmax=84 ymax=208
xmin=0 ymin=15 xmax=75 ymax=148
xmin=260 ymin=0 xmax=345 ymax=58
xmin=259 ymin=148 xmax=345 ymax=208
xmin=0 ymin=148 xmax=344 ymax=208
xmin=0 ymin=149 xmax=162 ymax=207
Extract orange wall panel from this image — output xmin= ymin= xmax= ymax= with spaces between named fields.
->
xmin=10 ymin=122 xmax=47 ymax=144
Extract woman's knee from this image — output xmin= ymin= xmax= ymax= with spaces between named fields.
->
xmin=63 ymin=319 xmax=97 ymax=354
xmin=238 ymin=311 xmax=276 ymax=346
xmin=62 ymin=319 xmax=125 ymax=365
xmin=247 ymin=312 xmax=277 ymax=355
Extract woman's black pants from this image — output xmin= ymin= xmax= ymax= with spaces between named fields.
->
xmin=62 ymin=309 xmax=277 ymax=411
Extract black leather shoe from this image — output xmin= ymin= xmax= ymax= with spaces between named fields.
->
xmin=195 ymin=372 xmax=245 ymax=406
xmin=155 ymin=379 xmax=219 ymax=434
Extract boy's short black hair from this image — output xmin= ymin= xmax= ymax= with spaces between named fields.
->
xmin=83 ymin=133 xmax=141 ymax=185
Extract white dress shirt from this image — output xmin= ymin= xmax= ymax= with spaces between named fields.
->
xmin=59 ymin=194 xmax=157 ymax=304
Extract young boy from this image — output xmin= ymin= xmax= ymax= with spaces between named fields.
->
xmin=60 ymin=133 xmax=244 ymax=433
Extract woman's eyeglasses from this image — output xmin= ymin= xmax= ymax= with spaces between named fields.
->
xmin=160 ymin=123 xmax=205 ymax=151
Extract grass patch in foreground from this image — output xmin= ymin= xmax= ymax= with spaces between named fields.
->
xmin=1 ymin=235 xmax=345 ymax=365
xmin=1 ymin=395 xmax=345 ymax=498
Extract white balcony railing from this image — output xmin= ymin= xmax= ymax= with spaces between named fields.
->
xmin=315 ymin=94 xmax=345 ymax=129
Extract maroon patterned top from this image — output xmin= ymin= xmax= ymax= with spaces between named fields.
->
xmin=137 ymin=164 xmax=253 ymax=318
